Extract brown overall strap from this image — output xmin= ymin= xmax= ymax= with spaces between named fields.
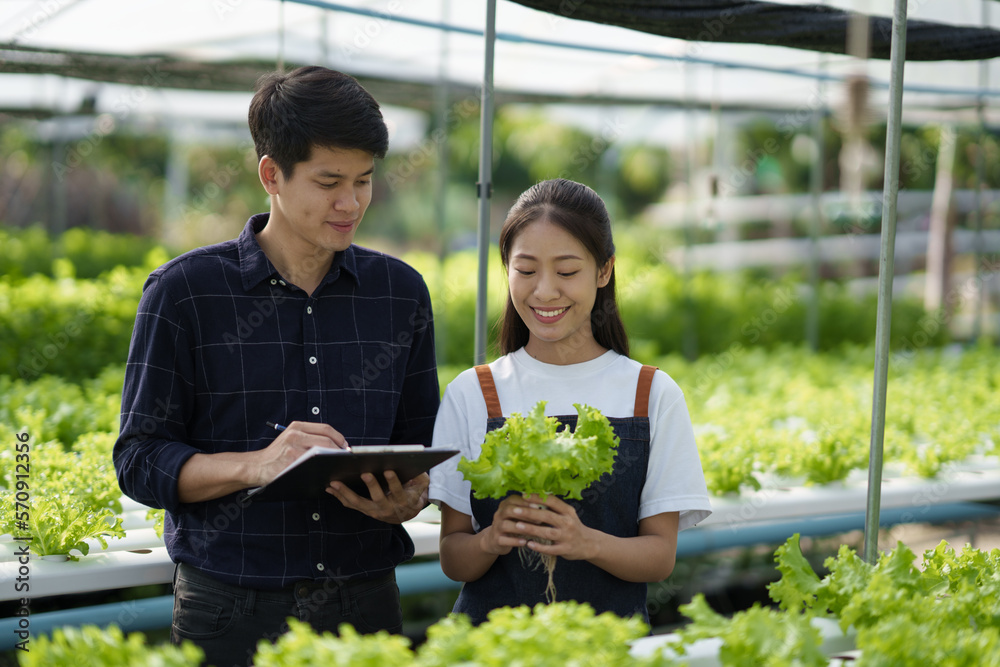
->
xmin=475 ymin=365 xmax=503 ymax=419
xmin=633 ymin=365 xmax=657 ymax=418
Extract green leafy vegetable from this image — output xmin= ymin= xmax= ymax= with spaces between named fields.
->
xmin=25 ymin=494 xmax=125 ymax=559
xmin=677 ymin=594 xmax=826 ymax=667
xmin=253 ymin=619 xmax=414 ymax=667
xmin=146 ymin=508 xmax=166 ymax=539
xmin=0 ymin=432 xmax=124 ymax=558
xmin=458 ymin=401 xmax=620 ymax=500
xmin=17 ymin=624 xmax=203 ymax=666
xmin=766 ymin=533 xmax=824 ymax=613
xmin=857 ymin=611 xmax=1000 ymax=666
xmin=681 ymin=534 xmax=1000 ymax=666
xmin=417 ymin=601 xmax=667 ymax=666
xmin=16 ymin=602 xmax=679 ymax=667
xmin=458 ymin=401 xmax=621 ymax=601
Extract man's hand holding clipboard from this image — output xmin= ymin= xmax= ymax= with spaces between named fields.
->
xmin=246 ymin=421 xmax=458 ymax=523
xmin=327 ymin=466 xmax=430 ymax=525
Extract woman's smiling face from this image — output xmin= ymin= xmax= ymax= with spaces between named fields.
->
xmin=507 ymin=218 xmax=613 ymax=365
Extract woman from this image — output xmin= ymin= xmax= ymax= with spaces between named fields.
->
xmin=429 ymin=178 xmax=711 ymax=625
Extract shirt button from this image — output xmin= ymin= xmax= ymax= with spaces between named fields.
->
xmin=307 ymin=306 xmax=313 ymax=314
xmin=312 ymin=513 xmax=320 ymax=521
xmin=316 ymin=563 xmax=325 ymax=571
xmin=270 ymin=279 xmax=277 ymax=285
xmin=311 ymin=407 xmax=320 ymax=415
xmin=279 ymin=280 xmax=286 ymax=286
xmin=309 ymin=356 xmax=317 ymax=365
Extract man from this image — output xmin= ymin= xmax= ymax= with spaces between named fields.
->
xmin=113 ymin=66 xmax=439 ymax=667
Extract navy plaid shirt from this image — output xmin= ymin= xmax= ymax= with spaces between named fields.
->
xmin=114 ymin=214 xmax=440 ymax=589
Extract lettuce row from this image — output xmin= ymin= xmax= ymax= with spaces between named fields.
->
xmin=676 ymin=533 xmax=1000 ymax=666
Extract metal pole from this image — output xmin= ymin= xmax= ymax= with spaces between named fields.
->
xmin=320 ymin=7 xmax=329 ymax=65
xmin=862 ymin=0 xmax=907 ymax=565
xmin=807 ymin=55 xmax=827 ymax=352
xmin=806 ymin=0 xmax=828 ymax=339
xmin=681 ymin=60 xmax=698 ymax=360
xmin=277 ymin=0 xmax=285 ymax=72
xmin=972 ymin=102 xmax=986 ymax=341
xmin=163 ymin=130 xmax=189 ymax=248
xmin=435 ymin=0 xmax=452 ymax=365
xmin=474 ymin=0 xmax=497 ymax=365
xmin=972 ymin=0 xmax=990 ymax=342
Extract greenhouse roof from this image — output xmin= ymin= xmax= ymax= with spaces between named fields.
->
xmin=0 ymin=0 xmax=997 ymax=132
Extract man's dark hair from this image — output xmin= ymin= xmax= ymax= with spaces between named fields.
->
xmin=248 ymin=66 xmax=389 ymax=177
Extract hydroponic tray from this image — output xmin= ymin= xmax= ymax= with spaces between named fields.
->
xmin=630 ymin=617 xmax=857 ymax=666
xmin=0 ymin=499 xmax=442 ymax=601
xmin=699 ymin=464 xmax=1000 ymax=527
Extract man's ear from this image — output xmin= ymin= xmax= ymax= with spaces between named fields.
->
xmin=598 ymin=255 xmax=615 ymax=288
xmin=258 ymin=155 xmax=281 ymax=195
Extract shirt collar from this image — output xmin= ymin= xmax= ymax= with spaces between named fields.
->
xmin=237 ymin=213 xmax=360 ymax=291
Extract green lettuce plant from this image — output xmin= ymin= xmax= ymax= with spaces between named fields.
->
xmin=17 ymin=624 xmax=202 ymax=666
xmin=458 ymin=401 xmax=619 ymax=601
xmin=0 ymin=431 xmax=124 ymax=557
xmin=676 ymin=533 xmax=1000 ymax=666
xmin=458 ymin=401 xmax=620 ymax=501
xmin=416 ymin=601 xmax=666 ymax=667
xmin=25 ymin=494 xmax=125 ymax=559
xmin=253 ymin=619 xmax=414 ymax=667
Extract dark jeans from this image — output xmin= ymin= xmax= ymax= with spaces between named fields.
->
xmin=170 ymin=562 xmax=403 ymax=667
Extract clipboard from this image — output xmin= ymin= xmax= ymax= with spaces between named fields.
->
xmin=245 ymin=445 xmax=459 ymax=502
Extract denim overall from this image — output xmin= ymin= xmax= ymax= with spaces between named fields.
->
xmin=452 ymin=364 xmax=656 ymax=626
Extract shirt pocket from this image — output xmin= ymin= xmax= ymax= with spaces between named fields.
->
xmin=340 ymin=343 xmax=398 ymax=419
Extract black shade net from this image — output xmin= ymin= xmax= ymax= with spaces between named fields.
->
xmin=510 ymin=0 xmax=1000 ymax=61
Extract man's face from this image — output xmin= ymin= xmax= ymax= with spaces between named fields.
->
xmin=262 ymin=145 xmax=374 ymax=255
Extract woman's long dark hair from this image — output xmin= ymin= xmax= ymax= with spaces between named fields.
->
xmin=497 ymin=178 xmax=629 ymax=357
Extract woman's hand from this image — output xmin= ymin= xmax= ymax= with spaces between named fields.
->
xmin=476 ymin=494 xmax=532 ymax=556
xmin=502 ymin=494 xmax=601 ymax=562
xmin=444 ymin=496 xmax=680 ymax=584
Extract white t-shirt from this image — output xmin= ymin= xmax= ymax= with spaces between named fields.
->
xmin=429 ymin=348 xmax=712 ymax=531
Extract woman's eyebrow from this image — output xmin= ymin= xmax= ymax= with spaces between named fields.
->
xmin=512 ymin=253 xmax=583 ymax=261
